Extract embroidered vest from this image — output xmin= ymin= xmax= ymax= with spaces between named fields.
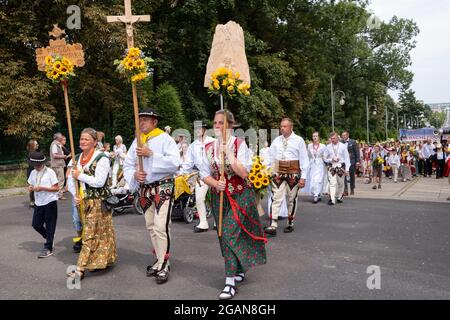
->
xmin=205 ymin=138 xmax=252 ymax=195
xmin=75 ymin=153 xmax=111 ymax=200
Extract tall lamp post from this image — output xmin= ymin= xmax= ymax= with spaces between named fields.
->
xmin=366 ymin=96 xmax=377 ymax=143
xmin=331 ymin=78 xmax=346 ymax=132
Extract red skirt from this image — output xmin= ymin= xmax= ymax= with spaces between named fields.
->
xmin=444 ymin=159 xmax=450 ymax=177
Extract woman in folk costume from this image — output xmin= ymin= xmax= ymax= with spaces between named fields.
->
xmin=111 ymin=135 xmax=127 ymax=188
xmin=399 ymin=146 xmax=412 ymax=182
xmin=199 ymin=110 xmax=266 ymax=300
xmin=304 ymin=132 xmax=327 ymax=203
xmin=67 ymin=128 xmax=117 ymax=280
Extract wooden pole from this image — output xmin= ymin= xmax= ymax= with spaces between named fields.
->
xmin=132 ymin=82 xmax=144 ymax=172
xmin=218 ymin=95 xmax=227 ymax=238
xmin=62 ymin=80 xmax=81 ymax=223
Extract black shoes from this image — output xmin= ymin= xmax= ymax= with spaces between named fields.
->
xmin=284 ymin=225 xmax=294 ymax=233
xmin=38 ymin=248 xmax=53 ymax=259
xmin=146 ymin=261 xmax=159 ymax=277
xmin=328 ymin=200 xmax=335 ymax=205
xmin=193 ymin=226 xmax=208 ymax=233
xmin=264 ymin=226 xmax=277 ymax=237
xmin=337 ymin=198 xmax=343 ymax=203
xmin=155 ymin=263 xmax=170 ymax=284
xmin=73 ymin=240 xmax=82 ymax=253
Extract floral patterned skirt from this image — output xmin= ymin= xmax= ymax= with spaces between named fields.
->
xmin=211 ymin=187 xmax=267 ymax=277
xmin=77 ymin=199 xmax=117 ymax=270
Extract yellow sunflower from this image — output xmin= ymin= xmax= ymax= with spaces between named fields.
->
xmin=45 ymin=56 xmax=53 ymax=66
xmin=262 ymin=178 xmax=270 ymax=186
xmin=257 ymin=173 xmax=263 ymax=180
xmin=227 ymin=85 xmax=234 ymax=92
xmin=53 ymin=61 xmax=62 ymax=71
xmin=248 ymin=174 xmax=256 ymax=182
xmin=253 ymin=163 xmax=261 ymax=171
xmin=134 ymin=59 xmax=145 ymax=69
xmin=254 ymin=181 xmax=262 ymax=189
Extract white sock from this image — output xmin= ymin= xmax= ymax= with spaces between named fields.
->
xmin=225 ymin=277 xmax=235 ymax=286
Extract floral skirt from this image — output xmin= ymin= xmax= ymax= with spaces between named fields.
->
xmin=77 ymin=199 xmax=117 ymax=270
xmin=211 ymin=187 xmax=266 ymax=277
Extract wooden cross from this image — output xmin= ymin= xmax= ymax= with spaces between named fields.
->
xmin=106 ymin=0 xmax=151 ymax=175
xmin=106 ymin=0 xmax=151 ymax=48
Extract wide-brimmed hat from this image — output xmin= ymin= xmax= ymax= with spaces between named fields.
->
xmin=28 ymin=151 xmax=46 ymax=166
xmin=138 ymin=108 xmax=161 ymax=119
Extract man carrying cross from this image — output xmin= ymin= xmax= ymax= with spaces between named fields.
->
xmin=123 ymin=109 xmax=180 ymax=284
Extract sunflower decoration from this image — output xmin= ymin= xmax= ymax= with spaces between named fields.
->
xmin=114 ymin=47 xmax=154 ymax=83
xmin=44 ymin=55 xmax=75 ymax=83
xmin=208 ymin=67 xmax=250 ymax=99
xmin=248 ymin=156 xmax=271 ymax=196
xmin=376 ymin=156 xmax=384 ymax=165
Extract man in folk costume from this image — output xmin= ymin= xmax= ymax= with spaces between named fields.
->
xmin=324 ymin=132 xmax=351 ymax=205
xmin=123 ymin=108 xmax=180 ymax=284
xmin=341 ymin=131 xmax=360 ymax=196
xmin=305 ymin=132 xmax=327 ymax=204
xmin=264 ymin=118 xmax=309 ymax=236
xmin=180 ymin=121 xmax=215 ymax=233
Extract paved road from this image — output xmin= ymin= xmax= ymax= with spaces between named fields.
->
xmin=1 ymin=190 xmax=449 ymax=300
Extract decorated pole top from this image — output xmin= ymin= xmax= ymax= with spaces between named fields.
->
xmin=204 ymin=21 xmax=251 ymax=87
xmin=35 ymin=24 xmax=85 ymax=72
xmin=106 ymin=0 xmax=151 ymax=48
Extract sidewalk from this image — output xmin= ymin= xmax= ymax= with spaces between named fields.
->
xmin=0 ymin=187 xmax=27 ymax=198
xmin=352 ymin=175 xmax=450 ymax=203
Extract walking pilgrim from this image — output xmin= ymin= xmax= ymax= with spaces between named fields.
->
xmin=199 ymin=110 xmax=266 ymax=300
xmin=66 ymin=128 xmax=118 ymax=280
xmin=323 ymin=132 xmax=350 ymax=205
xmin=123 ymin=109 xmax=180 ymax=285
xmin=304 ymin=132 xmax=327 ymax=203
xmin=264 ymin=118 xmax=309 ymax=236
xmin=180 ymin=121 xmax=216 ymax=232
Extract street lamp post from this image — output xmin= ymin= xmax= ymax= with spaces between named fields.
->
xmin=385 ymin=105 xmax=388 ymax=140
xmin=330 ymin=78 xmax=345 ymax=132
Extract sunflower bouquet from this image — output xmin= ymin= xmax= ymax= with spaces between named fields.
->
xmin=114 ymin=47 xmax=154 ymax=83
xmin=208 ymin=67 xmax=250 ymax=99
xmin=376 ymin=156 xmax=384 ymax=165
xmin=44 ymin=55 xmax=75 ymax=83
xmin=248 ymin=156 xmax=271 ymax=195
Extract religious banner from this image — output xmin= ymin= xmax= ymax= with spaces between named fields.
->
xmin=399 ymin=128 xmax=440 ymax=142
xmin=35 ymin=24 xmax=84 ymax=240
xmin=203 ymin=21 xmax=251 ymax=87
xmin=204 ymin=21 xmax=252 ymax=238
xmin=36 ymin=25 xmax=84 ymax=71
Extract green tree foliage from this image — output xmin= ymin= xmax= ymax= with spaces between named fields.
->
xmin=1 ymin=0 xmax=422 ymax=161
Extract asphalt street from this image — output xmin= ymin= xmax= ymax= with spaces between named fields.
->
xmin=0 ymin=193 xmax=449 ymax=300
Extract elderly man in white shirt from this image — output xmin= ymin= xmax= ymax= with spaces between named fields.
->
xmin=123 ymin=108 xmax=180 ymax=285
xmin=422 ymin=138 xmax=435 ymax=177
xmin=264 ymin=118 xmax=309 ymax=236
xmin=323 ymin=132 xmax=351 ymax=205
xmin=180 ymin=121 xmax=215 ymax=233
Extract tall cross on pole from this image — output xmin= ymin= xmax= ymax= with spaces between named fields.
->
xmin=107 ymin=0 xmax=151 ymax=49
xmin=106 ymin=0 xmax=151 ymax=173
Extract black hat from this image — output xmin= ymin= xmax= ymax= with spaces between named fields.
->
xmin=138 ymin=108 xmax=161 ymax=119
xmin=28 ymin=151 xmax=46 ymax=166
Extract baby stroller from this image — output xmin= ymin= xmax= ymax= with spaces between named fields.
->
xmin=110 ymin=176 xmax=144 ymax=216
xmin=171 ymin=172 xmax=200 ymax=224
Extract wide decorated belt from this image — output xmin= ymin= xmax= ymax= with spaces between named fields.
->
xmin=274 ymin=160 xmax=300 ymax=174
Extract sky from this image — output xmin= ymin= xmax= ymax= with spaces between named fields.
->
xmin=368 ymin=0 xmax=450 ymax=104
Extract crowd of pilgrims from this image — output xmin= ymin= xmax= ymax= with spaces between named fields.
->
xmin=24 ymin=110 xmax=449 ymax=299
